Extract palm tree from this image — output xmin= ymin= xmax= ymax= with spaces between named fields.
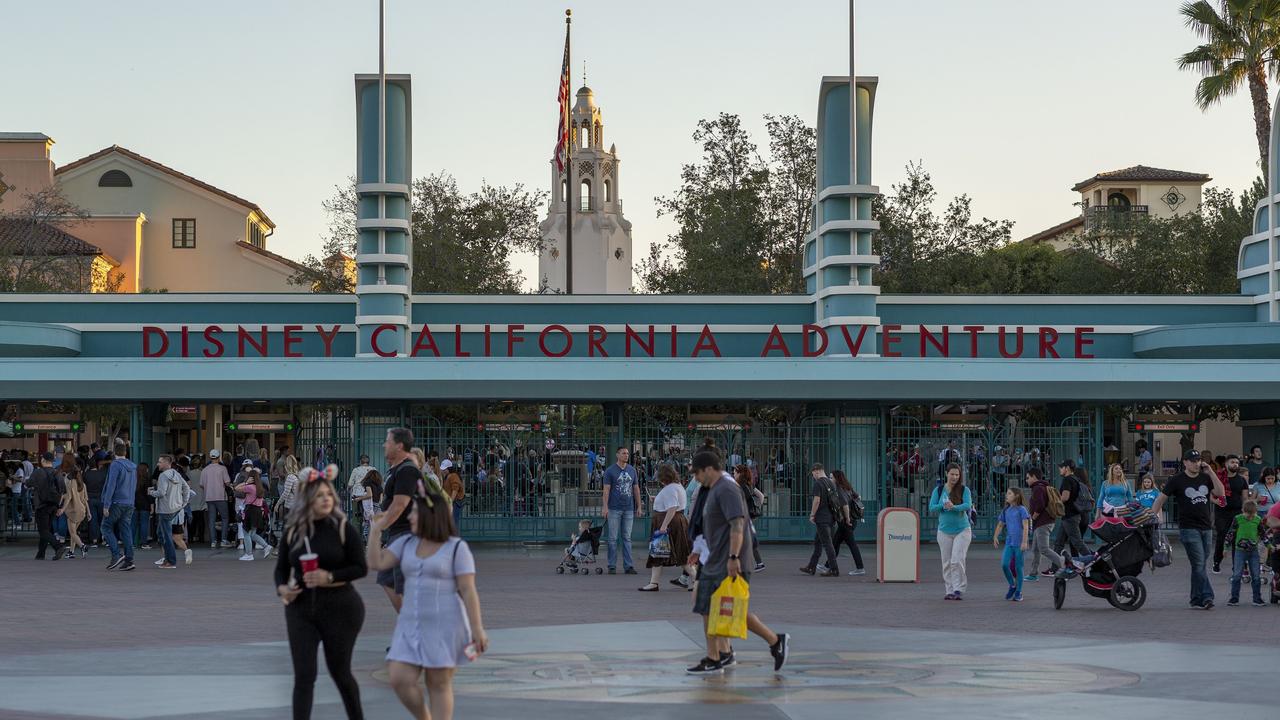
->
xmin=1178 ymin=0 xmax=1280 ymax=176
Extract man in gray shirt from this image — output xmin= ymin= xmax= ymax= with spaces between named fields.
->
xmin=686 ymin=449 xmax=789 ymax=676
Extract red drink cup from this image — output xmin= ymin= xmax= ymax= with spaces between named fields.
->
xmin=300 ymin=553 xmax=319 ymax=574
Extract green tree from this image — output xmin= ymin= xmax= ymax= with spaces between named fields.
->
xmin=640 ymin=113 xmax=815 ymax=294
xmin=873 ymin=161 xmax=1015 ymax=293
xmin=1178 ymin=0 xmax=1280 ymax=175
xmin=291 ymin=174 xmax=546 ymax=294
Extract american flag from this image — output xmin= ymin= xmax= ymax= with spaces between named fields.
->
xmin=554 ymin=25 xmax=571 ymax=173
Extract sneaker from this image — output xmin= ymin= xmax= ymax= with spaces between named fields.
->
xmin=1212 ymin=564 xmax=1221 ymax=574
xmin=185 ymin=549 xmax=193 ymax=565
xmin=848 ymin=568 xmax=866 ymax=576
xmin=718 ymin=650 xmax=737 ymax=668
xmin=52 ymin=548 xmax=63 ymax=561
xmin=799 ymin=566 xmax=816 ymax=576
xmin=221 ymin=541 xmax=236 ymax=549
xmin=1040 ymin=569 xmax=1057 ymax=577
xmin=670 ymin=576 xmax=690 ymax=588
xmin=1005 ymin=586 xmax=1016 ymax=600
xmin=1201 ymin=599 xmax=1215 ymax=610
xmin=1227 ymin=598 xmax=1239 ymax=606
xmin=686 ymin=657 xmax=723 ymax=675
xmin=954 ymin=592 xmax=963 ymax=601
xmin=140 ymin=544 xmax=152 ymax=550
xmin=119 ymin=561 xmax=136 ymax=571
xmin=154 ymin=558 xmax=166 ymax=566
xmin=210 ymin=542 xmax=218 ymax=549
xmin=754 ymin=562 xmax=766 ymax=572
xmin=624 ymin=567 xmax=637 ymax=575
xmin=608 ymin=567 xmax=616 ymax=575
xmin=156 ymin=563 xmax=177 ymax=570
xmin=259 ymin=545 xmax=272 ymax=559
xmin=819 ymin=568 xmax=839 ymax=577
xmin=816 ymin=563 xmax=828 ymax=574
xmin=106 ymin=556 xmax=126 ymax=571
xmin=79 ymin=545 xmax=87 ymax=558
xmin=61 ymin=549 xmax=76 ymax=560
xmin=769 ymin=633 xmax=790 ymax=671
xmin=944 ymin=593 xmax=956 ymax=600
xmin=238 ymin=554 xmax=255 ymax=562
xmin=1023 ymin=575 xmax=1039 ymax=582
xmin=1013 ymin=593 xmax=1024 ymax=602
xmin=1253 ymin=599 xmax=1266 ymax=607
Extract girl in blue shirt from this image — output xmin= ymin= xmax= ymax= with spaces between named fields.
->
xmin=928 ymin=463 xmax=973 ymax=601
xmin=993 ymin=488 xmax=1031 ymax=602
xmin=1135 ymin=474 xmax=1160 ymax=510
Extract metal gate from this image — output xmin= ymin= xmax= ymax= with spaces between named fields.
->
xmin=884 ymin=410 xmax=1097 ymax=540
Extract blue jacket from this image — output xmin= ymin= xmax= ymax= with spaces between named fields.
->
xmin=101 ymin=457 xmax=137 ymax=511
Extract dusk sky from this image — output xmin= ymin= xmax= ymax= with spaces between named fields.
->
xmin=5 ymin=0 xmax=1263 ymax=289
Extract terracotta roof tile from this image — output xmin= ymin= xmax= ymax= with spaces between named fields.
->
xmin=1019 ymin=216 xmax=1083 ymax=244
xmin=0 ymin=218 xmax=101 ymax=256
xmin=1071 ymin=165 xmax=1210 ymax=192
xmin=55 ymin=145 xmax=275 ymax=227
xmin=236 ymin=241 xmax=306 ymax=273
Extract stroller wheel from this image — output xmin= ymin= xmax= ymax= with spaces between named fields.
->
xmin=596 ymin=567 xmax=604 ymax=575
xmin=1052 ymin=578 xmax=1066 ymax=610
xmin=1108 ymin=576 xmax=1146 ymax=611
xmin=556 ymin=566 xmax=565 ymax=574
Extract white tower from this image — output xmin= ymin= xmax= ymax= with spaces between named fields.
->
xmin=538 ymin=85 xmax=633 ymax=294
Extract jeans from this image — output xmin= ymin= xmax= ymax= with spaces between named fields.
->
xmin=807 ymin=522 xmax=838 ymax=571
xmin=207 ymin=500 xmax=229 ymax=544
xmin=157 ymin=512 xmax=177 ymax=565
xmin=1178 ymin=527 xmax=1215 ymax=606
xmin=833 ymin=521 xmax=864 ymax=569
xmin=1230 ymin=547 xmax=1262 ymax=603
xmin=1027 ymin=524 xmax=1063 ymax=574
xmin=102 ymin=505 xmax=135 ymax=563
xmin=135 ymin=509 xmax=152 ymax=545
xmin=605 ymin=509 xmax=635 ymax=569
xmin=35 ymin=505 xmax=63 ymax=559
xmin=453 ymin=500 xmax=464 ymax=534
xmin=937 ymin=528 xmax=972 ymax=595
xmin=88 ymin=500 xmax=103 ymax=544
xmin=1052 ymin=515 xmax=1088 ymax=559
xmin=191 ymin=509 xmax=206 ymax=543
xmin=1001 ymin=545 xmax=1024 ymax=595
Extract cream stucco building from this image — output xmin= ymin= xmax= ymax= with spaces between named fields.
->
xmin=537 ymin=85 xmax=634 ymax=294
xmin=0 ymin=132 xmax=302 ymax=292
xmin=1021 ymin=165 xmax=1211 ymax=250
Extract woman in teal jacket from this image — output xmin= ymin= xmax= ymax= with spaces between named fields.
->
xmin=928 ymin=463 xmax=973 ymax=600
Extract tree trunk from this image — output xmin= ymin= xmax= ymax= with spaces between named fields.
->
xmin=1248 ymin=68 xmax=1271 ymax=179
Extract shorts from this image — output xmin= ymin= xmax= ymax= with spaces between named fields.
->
xmin=376 ymin=532 xmax=408 ymax=595
xmin=693 ymin=570 xmax=750 ymax=616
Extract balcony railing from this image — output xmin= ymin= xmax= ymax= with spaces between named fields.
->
xmin=1084 ymin=204 xmax=1148 ymax=231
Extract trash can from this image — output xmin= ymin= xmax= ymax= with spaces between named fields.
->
xmin=877 ymin=507 xmax=920 ymax=583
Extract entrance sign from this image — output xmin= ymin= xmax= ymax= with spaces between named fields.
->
xmin=13 ymin=420 xmax=83 ymax=433
xmin=877 ymin=507 xmax=920 ymax=583
xmin=225 ymin=421 xmax=295 ymax=432
xmin=1129 ymin=421 xmax=1199 ymax=433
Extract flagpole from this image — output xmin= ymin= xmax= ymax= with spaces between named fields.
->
xmin=564 ymin=8 xmax=574 ymax=295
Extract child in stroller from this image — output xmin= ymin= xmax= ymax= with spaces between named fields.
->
xmin=1053 ymin=511 xmax=1155 ymax=611
xmin=557 ymin=520 xmax=604 ymax=575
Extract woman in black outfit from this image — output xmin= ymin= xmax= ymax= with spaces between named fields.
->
xmin=831 ymin=469 xmax=866 ymax=576
xmin=274 ymin=467 xmax=367 ymax=720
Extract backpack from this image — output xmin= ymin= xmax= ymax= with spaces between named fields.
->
xmin=742 ymin=484 xmax=762 ymax=519
xmin=848 ymin=490 xmax=865 ymax=522
xmin=1072 ymin=477 xmax=1095 ymax=515
xmin=816 ymin=476 xmax=843 ymax=519
xmin=33 ymin=468 xmax=63 ymax=507
xmin=1044 ymin=484 xmax=1065 ymax=519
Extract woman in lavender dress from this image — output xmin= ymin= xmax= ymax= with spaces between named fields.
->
xmin=367 ymin=476 xmax=488 ymax=720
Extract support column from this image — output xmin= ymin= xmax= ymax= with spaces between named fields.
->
xmin=354 ymin=74 xmax=413 ymax=357
xmin=604 ymin=402 xmax=625 ymax=456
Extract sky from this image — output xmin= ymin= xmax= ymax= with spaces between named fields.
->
xmin=3 ymin=0 xmax=1265 ymax=290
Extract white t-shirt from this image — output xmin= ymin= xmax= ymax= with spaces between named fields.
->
xmin=653 ymin=483 xmax=686 ymax=513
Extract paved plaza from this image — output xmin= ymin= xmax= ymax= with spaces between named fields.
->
xmin=1 ymin=540 xmax=1278 ymax=719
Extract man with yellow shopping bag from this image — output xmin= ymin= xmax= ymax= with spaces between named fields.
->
xmin=687 ymin=449 xmax=790 ymax=676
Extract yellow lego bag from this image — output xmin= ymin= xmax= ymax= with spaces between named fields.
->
xmin=707 ymin=575 xmax=749 ymax=638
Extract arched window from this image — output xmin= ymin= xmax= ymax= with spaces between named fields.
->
xmin=581 ymin=123 xmax=590 ymax=149
xmin=1107 ymin=192 xmax=1131 ymax=208
xmin=562 ymin=179 xmax=568 ymax=207
xmin=98 ymin=169 xmax=132 ymax=187
xmin=580 ymin=180 xmax=592 ymax=211
xmin=603 ymin=179 xmax=613 ymax=203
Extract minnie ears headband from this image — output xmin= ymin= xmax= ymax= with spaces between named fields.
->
xmin=304 ymin=468 xmax=321 ymax=483
xmin=415 ymin=475 xmax=446 ymax=508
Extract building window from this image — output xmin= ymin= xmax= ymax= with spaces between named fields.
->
xmin=580 ymin=180 xmax=592 ymax=211
xmin=172 ymin=218 xmax=196 ymax=248
xmin=248 ymin=222 xmax=264 ymax=248
xmin=604 ymin=179 xmax=613 ymax=203
xmin=98 ymin=170 xmax=132 ymax=187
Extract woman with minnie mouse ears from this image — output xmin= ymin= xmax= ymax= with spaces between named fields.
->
xmin=274 ymin=467 xmax=369 ymax=720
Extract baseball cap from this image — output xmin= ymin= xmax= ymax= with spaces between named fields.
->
xmin=40 ymin=451 xmax=55 ymax=462
xmin=1058 ymin=459 xmax=1076 ymax=470
xmin=209 ymin=449 xmax=221 ymax=458
xmin=92 ymin=450 xmax=109 ymax=463
xmin=441 ymin=459 xmax=454 ymax=470
xmin=1183 ymin=449 xmax=1201 ymax=461
xmin=242 ymin=458 xmax=254 ymax=467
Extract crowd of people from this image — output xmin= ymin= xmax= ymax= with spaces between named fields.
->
xmin=924 ymin=444 xmax=1280 ymax=609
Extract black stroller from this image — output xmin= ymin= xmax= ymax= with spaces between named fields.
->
xmin=556 ymin=524 xmax=604 ymax=575
xmin=1053 ymin=515 xmax=1155 ymax=611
